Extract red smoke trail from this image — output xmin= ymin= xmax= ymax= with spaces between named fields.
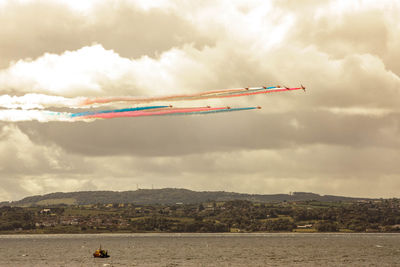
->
xmin=79 ymin=106 xmax=229 ymax=119
xmin=207 ymin=87 xmax=303 ymax=99
xmin=79 ymin=87 xmax=278 ymax=106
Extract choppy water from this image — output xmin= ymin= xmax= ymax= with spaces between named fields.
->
xmin=0 ymin=233 xmax=399 ymax=266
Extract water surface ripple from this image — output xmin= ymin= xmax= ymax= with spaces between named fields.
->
xmin=0 ymin=233 xmax=399 ymax=266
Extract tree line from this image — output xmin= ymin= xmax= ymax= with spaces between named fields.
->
xmin=1 ymin=199 xmax=400 ymax=233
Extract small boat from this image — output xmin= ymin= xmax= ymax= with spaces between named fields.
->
xmin=93 ymin=245 xmax=110 ymax=258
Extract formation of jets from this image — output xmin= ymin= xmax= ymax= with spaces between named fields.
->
xmin=168 ymin=84 xmax=306 ymax=111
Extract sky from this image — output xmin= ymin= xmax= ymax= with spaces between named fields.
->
xmin=1 ymin=0 xmax=400 ymax=201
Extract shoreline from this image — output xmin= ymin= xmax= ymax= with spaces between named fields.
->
xmin=1 ymin=230 xmax=398 ymax=235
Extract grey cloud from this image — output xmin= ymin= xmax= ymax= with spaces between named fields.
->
xmin=296 ymin=10 xmax=388 ymax=58
xmin=0 ymin=177 xmax=32 ymax=202
xmin=130 ymin=145 xmax=400 ymax=183
xmin=260 ymin=45 xmax=400 ymax=111
xmin=0 ymin=124 xmax=94 ymax=176
xmin=16 ymin=110 xmax=400 ymax=157
xmin=3 ymin=142 xmax=400 ymax=200
xmin=0 ymin=1 xmax=212 ymax=69
xmin=0 ymin=174 xmax=98 ymax=201
xmin=284 ymin=7 xmax=400 ymax=76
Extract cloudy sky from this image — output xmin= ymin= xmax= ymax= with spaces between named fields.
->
xmin=1 ymin=0 xmax=400 ymax=201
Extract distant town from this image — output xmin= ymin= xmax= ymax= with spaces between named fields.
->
xmin=1 ymin=198 xmax=400 ymax=234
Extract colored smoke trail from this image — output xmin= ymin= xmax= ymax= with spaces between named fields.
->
xmin=78 ymin=88 xmax=253 ymax=106
xmin=70 ymin=105 xmax=169 ymax=117
xmin=187 ymin=107 xmax=258 ymax=115
xmin=0 ymin=85 xmax=304 ymax=122
xmin=0 ymin=85 xmax=301 ymax=110
xmin=79 ymin=86 xmax=287 ymax=107
xmin=78 ymin=106 xmax=230 ymax=119
xmin=208 ymin=87 xmax=304 ymax=99
xmin=0 ymin=106 xmax=259 ymax=122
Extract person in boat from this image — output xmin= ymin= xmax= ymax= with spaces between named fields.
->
xmin=93 ymin=245 xmax=110 ymax=258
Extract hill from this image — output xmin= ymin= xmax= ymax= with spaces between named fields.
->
xmin=2 ymin=188 xmax=372 ymax=207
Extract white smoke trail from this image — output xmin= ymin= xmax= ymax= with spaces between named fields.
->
xmin=0 ymin=94 xmax=85 ymax=110
xmin=0 ymin=109 xmax=75 ymax=122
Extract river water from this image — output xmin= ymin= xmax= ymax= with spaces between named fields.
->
xmin=0 ymin=233 xmax=399 ymax=266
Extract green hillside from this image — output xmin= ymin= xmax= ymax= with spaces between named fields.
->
xmin=2 ymin=188 xmax=372 ymax=207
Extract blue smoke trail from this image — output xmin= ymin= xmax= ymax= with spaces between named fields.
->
xmin=194 ymin=107 xmax=258 ymax=114
xmin=166 ymin=107 xmax=258 ymax=116
xmin=70 ymin=105 xmax=169 ymax=117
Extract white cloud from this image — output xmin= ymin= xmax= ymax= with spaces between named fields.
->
xmin=0 ymin=44 xmax=219 ymax=97
xmin=0 ymin=45 xmax=129 ymax=96
xmin=0 ymin=0 xmax=99 ymax=12
xmin=0 ymin=0 xmax=298 ymax=97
